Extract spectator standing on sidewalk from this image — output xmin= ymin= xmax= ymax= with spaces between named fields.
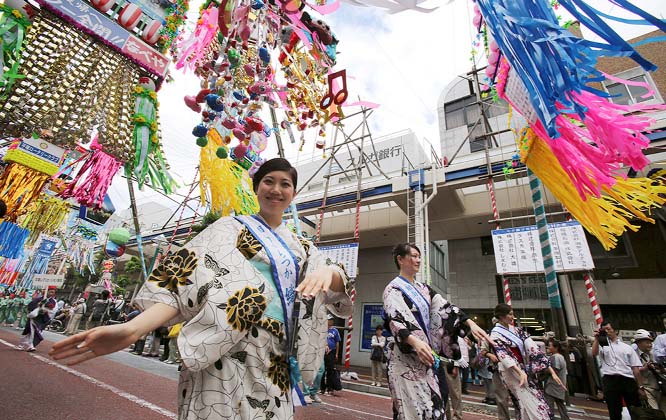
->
xmin=320 ymin=314 xmax=341 ymax=396
xmin=653 ymin=313 xmax=666 ymax=365
xmin=592 ymin=320 xmax=645 ymax=420
xmin=86 ymin=290 xmax=110 ymax=330
xmin=545 ymin=339 xmax=570 ymax=420
xmin=634 ymin=329 xmax=666 ymax=413
xmin=64 ymin=298 xmax=87 ymax=335
xmin=460 ymin=335 xmax=471 ymax=394
xmin=370 ymin=325 xmax=386 ymax=387
xmin=164 ymin=323 xmax=182 ymax=364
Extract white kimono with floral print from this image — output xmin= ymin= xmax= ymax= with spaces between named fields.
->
xmin=136 ymin=216 xmax=353 ymax=420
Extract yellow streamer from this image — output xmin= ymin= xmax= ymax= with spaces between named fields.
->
xmin=199 ymin=136 xmax=258 ymax=216
xmin=519 ymin=127 xmax=666 ymax=250
xmin=19 ymin=195 xmax=70 ymax=245
xmin=0 ymin=163 xmax=51 ymax=221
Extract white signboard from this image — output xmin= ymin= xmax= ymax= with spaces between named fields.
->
xmin=32 ymin=274 xmax=65 ymax=289
xmin=492 ymin=221 xmax=594 ymax=274
xmin=318 ymin=243 xmax=359 ymax=278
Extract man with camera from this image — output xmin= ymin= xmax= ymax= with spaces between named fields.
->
xmin=592 ymin=320 xmax=645 ymax=420
xmin=634 ymin=329 xmax=666 ymax=414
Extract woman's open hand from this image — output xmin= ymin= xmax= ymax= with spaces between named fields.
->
xmin=49 ymin=323 xmax=140 ymax=365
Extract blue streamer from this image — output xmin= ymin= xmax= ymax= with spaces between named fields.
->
xmin=0 ymin=222 xmax=30 ymax=259
xmin=476 ymin=0 xmax=666 ymax=138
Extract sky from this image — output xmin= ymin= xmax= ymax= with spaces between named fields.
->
xmin=106 ymin=0 xmax=666 ymax=219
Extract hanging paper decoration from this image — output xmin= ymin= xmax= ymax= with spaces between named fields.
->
xmin=199 ymin=134 xmax=259 ymax=216
xmin=176 ymin=0 xmax=375 ymax=192
xmin=0 ymin=163 xmax=50 ymax=220
xmin=0 ymin=4 xmax=32 ymax=99
xmin=124 ymin=77 xmax=177 ymax=194
xmin=57 ymin=138 xmax=123 ymax=209
xmin=518 ymin=127 xmax=666 ymax=250
xmin=0 ymin=9 xmax=142 ymax=162
xmin=0 ymin=221 xmax=30 ymax=259
xmin=19 ymin=195 xmax=70 ymax=246
xmin=473 ymin=0 xmax=666 ymax=249
xmin=0 ymin=256 xmax=27 ymax=288
xmin=19 ymin=236 xmax=58 ymax=290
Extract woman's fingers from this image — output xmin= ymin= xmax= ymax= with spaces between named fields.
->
xmin=50 ymin=332 xmax=88 ymax=351
xmin=50 ymin=343 xmax=90 ymax=360
xmin=63 ymin=350 xmax=99 ymax=366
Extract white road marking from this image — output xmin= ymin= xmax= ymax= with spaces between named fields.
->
xmin=0 ymin=338 xmax=177 ymax=419
xmin=321 ymin=401 xmax=392 ymax=419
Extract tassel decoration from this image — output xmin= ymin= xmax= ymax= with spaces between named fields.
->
xmin=0 ymin=221 xmax=30 ymax=259
xmin=58 ymin=144 xmax=122 ymax=209
xmin=519 ymin=127 xmax=666 ymax=250
xmin=20 ymin=196 xmax=70 ymax=246
xmin=0 ymin=163 xmax=51 ymax=220
xmin=199 ymin=136 xmax=258 ymax=216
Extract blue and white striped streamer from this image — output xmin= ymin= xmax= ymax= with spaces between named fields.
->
xmin=527 ymin=168 xmax=563 ymax=309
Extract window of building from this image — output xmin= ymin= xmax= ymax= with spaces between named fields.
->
xmin=504 ymin=274 xmax=548 ymax=301
xmin=602 ymin=68 xmax=662 ymax=105
xmin=429 ymin=242 xmax=448 ymax=293
xmin=481 ymin=236 xmax=494 ymax=255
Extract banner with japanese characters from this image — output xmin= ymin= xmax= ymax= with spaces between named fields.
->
xmin=491 ymin=221 xmax=594 ymax=274
xmin=318 ymin=243 xmax=359 ymax=279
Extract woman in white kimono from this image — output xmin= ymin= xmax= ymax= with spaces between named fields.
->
xmin=490 ymin=303 xmax=564 ymax=420
xmin=50 ymin=158 xmax=353 ymax=420
xmin=383 ymin=243 xmax=491 ymax=420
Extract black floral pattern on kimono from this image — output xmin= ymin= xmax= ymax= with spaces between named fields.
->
xmin=148 ymin=248 xmax=197 ymax=294
xmin=218 ymin=284 xmax=267 ymax=332
xmin=267 ymin=353 xmax=290 ymax=394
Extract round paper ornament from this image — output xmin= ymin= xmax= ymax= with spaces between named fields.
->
xmin=142 ymin=19 xmax=162 ymax=44
xmin=91 ymin=0 xmax=116 ymax=13
xmin=118 ymin=4 xmax=142 ymax=31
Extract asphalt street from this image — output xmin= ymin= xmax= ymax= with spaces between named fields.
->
xmin=0 ymin=326 xmax=605 ymax=420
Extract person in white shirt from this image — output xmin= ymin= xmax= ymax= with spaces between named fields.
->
xmin=370 ymin=325 xmax=387 ymax=387
xmin=592 ymin=320 xmax=645 ymax=420
xmin=653 ymin=313 xmax=666 ymax=365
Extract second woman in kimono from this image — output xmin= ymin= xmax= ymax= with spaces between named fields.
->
xmin=50 ymin=158 xmax=354 ymax=420
xmin=383 ymin=243 xmax=491 ymax=420
xmin=490 ymin=303 xmax=564 ymax=420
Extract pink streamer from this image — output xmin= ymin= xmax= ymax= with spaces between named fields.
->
xmin=176 ymin=7 xmax=219 ymax=71
xmin=58 ymin=148 xmax=122 ymax=209
xmin=497 ymin=59 xmax=665 ymax=200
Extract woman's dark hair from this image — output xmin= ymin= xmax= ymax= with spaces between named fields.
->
xmin=392 ymin=243 xmax=420 ymax=270
xmin=252 ymin=158 xmax=298 ymax=193
xmin=0 ymin=199 xmax=6 ymax=218
xmin=375 ymin=325 xmax=383 ymax=331
xmin=494 ymin=303 xmax=512 ymax=319
xmin=101 ymin=290 xmax=110 ymax=300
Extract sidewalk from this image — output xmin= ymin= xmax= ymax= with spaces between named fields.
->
xmin=338 ymin=364 xmax=609 ymax=419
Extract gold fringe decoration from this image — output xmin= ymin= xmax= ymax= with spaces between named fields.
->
xmin=519 ymin=127 xmax=666 ymax=250
xmin=199 ymin=133 xmax=259 ymax=216
xmin=0 ymin=163 xmax=51 ymax=221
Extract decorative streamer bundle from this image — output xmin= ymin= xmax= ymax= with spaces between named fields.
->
xmin=0 ymin=221 xmax=30 ymax=259
xmin=0 ymin=9 xmax=142 ymax=162
xmin=0 ymin=163 xmax=51 ymax=220
xmin=0 ymin=4 xmax=32 ymax=99
xmin=20 ymin=195 xmax=70 ymax=246
xmin=57 ymin=139 xmax=123 ymax=209
xmin=199 ymin=135 xmax=258 ymax=216
xmin=19 ymin=252 xmax=51 ymax=290
xmin=0 ymin=257 xmax=26 ymax=287
xmin=517 ymin=127 xmax=666 ymax=250
xmin=125 ymin=78 xmax=177 ymax=194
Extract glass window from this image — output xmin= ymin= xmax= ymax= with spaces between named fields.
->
xmin=604 ymin=72 xmax=656 ymax=105
xmin=481 ymin=236 xmax=494 ymax=255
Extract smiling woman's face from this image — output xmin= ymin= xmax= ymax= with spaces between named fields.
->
xmin=256 ymin=170 xmax=296 ymax=218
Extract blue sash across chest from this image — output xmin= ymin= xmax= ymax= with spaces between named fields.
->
xmin=390 ymin=276 xmax=431 ymax=343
